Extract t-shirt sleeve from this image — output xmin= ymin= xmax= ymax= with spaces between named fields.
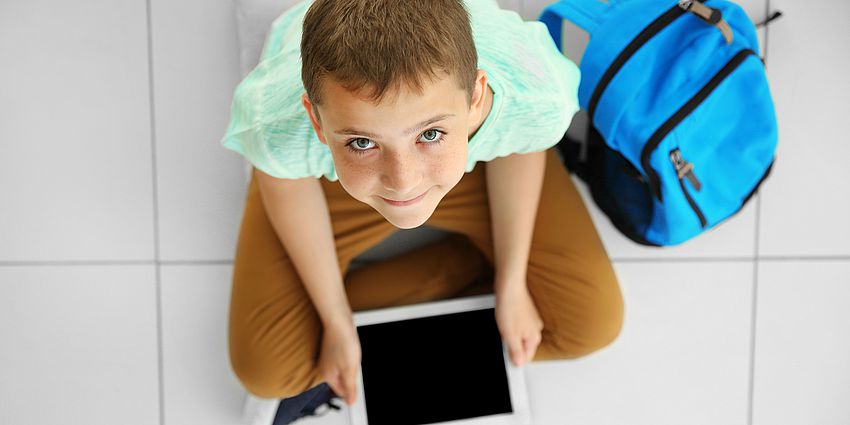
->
xmin=465 ymin=7 xmax=581 ymax=168
xmin=219 ymin=11 xmax=338 ymax=181
xmin=503 ymin=20 xmax=580 ymax=155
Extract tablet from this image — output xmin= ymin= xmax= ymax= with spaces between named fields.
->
xmin=349 ymin=293 xmax=532 ymax=425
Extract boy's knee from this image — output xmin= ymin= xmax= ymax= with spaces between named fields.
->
xmin=550 ymin=310 xmax=623 ymax=360
xmin=546 ymin=269 xmax=624 ymax=359
xmin=230 ymin=340 xmax=318 ymax=399
xmin=564 ymin=300 xmax=623 ymax=358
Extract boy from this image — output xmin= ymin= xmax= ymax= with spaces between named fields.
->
xmin=221 ymin=0 xmax=624 ymax=414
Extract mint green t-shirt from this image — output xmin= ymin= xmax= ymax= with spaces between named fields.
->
xmin=220 ymin=0 xmax=580 ymax=181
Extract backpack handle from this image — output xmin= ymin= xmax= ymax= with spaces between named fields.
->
xmin=539 ymin=0 xmax=612 ymax=50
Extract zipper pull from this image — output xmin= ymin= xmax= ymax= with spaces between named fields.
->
xmin=678 ymin=0 xmax=734 ymax=44
xmin=670 ymin=149 xmax=703 ymax=191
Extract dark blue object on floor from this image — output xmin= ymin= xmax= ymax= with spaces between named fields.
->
xmin=272 ymin=382 xmax=343 ymax=425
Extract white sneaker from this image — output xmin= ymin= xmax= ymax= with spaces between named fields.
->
xmin=241 ymin=391 xmax=281 ymax=425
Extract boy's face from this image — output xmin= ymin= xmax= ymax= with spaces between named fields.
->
xmin=302 ymin=70 xmax=490 ymax=229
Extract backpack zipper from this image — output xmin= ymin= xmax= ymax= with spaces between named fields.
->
xmin=587 ymin=2 xmax=689 ymax=120
xmin=679 ymin=0 xmax=734 ymax=43
xmin=641 ymin=48 xmax=756 ymax=202
xmin=670 ymin=148 xmax=702 ymax=190
xmin=587 ymin=0 xmax=734 ymax=121
xmin=670 ymin=148 xmax=707 ymax=228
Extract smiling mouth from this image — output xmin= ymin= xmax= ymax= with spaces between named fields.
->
xmin=380 ymin=190 xmax=428 ymax=206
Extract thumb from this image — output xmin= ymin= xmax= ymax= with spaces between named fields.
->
xmin=509 ymin=342 xmax=524 ymax=367
xmin=342 ymin=371 xmax=357 ymax=405
xmin=328 ymin=376 xmax=344 ymax=403
xmin=522 ymin=338 xmax=533 ymax=360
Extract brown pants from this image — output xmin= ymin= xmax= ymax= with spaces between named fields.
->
xmin=228 ymin=148 xmax=624 ymax=399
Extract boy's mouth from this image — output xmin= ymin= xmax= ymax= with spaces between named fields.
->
xmin=379 ymin=189 xmax=429 ymax=206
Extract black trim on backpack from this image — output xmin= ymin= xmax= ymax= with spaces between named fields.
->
xmin=741 ymin=158 xmax=775 ymax=206
xmin=605 ymin=204 xmax=663 ymax=247
xmin=677 ymin=172 xmax=708 ymax=228
xmin=755 ymin=10 xmax=783 ymax=28
xmin=641 ymin=48 xmax=757 ymax=202
xmin=586 ymin=1 xmax=705 ymax=120
xmin=557 ymin=126 xmax=663 ymax=247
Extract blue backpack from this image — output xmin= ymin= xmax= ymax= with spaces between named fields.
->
xmin=539 ymin=0 xmax=779 ymax=246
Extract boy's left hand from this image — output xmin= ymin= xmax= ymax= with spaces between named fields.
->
xmin=494 ymin=278 xmax=544 ymax=367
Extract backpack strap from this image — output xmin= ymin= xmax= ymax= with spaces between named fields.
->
xmin=539 ymin=0 xmax=611 ymax=50
xmin=755 ymin=10 xmax=783 ymax=28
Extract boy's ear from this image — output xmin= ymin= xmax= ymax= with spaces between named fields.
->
xmin=469 ymin=69 xmax=488 ymax=120
xmin=301 ymin=92 xmax=327 ymax=145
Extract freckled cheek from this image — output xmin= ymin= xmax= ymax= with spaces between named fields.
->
xmin=336 ymin=146 xmax=462 ymax=189
xmin=434 ymin=145 xmax=467 ymax=176
xmin=430 ymin=155 xmax=456 ymax=176
xmin=336 ymin=158 xmax=379 ymax=194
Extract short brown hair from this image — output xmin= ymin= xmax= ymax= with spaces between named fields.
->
xmin=300 ymin=0 xmax=478 ymax=106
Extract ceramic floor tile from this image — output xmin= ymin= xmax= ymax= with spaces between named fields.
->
xmin=160 ymin=264 xmax=246 ymax=425
xmin=159 ymin=263 xmax=352 ymax=424
xmin=752 ymin=260 xmax=850 ymax=425
xmin=0 ymin=0 xmax=155 ymax=262
xmin=524 ymin=261 xmax=754 ymax=425
xmin=150 ymin=0 xmax=250 ymax=262
xmin=757 ymin=0 xmax=850 ymax=256
xmin=0 ymin=265 xmax=160 ymax=425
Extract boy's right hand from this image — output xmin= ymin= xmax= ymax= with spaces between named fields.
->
xmin=318 ymin=319 xmax=362 ymax=406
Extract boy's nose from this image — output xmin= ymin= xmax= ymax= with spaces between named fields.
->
xmin=381 ymin=152 xmax=423 ymax=199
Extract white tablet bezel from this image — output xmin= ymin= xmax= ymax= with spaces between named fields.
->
xmin=349 ymin=293 xmax=532 ymax=425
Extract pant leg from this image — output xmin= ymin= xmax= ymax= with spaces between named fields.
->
xmin=228 ymin=168 xmax=389 ymax=399
xmin=343 ymin=232 xmax=490 ymax=311
xmin=424 ymin=147 xmax=625 ymax=361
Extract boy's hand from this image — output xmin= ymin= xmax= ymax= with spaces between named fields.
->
xmin=494 ymin=278 xmax=544 ymax=367
xmin=318 ymin=320 xmax=362 ymax=406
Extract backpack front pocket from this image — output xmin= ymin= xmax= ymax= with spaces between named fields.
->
xmin=640 ymin=48 xmax=755 ymax=202
xmin=670 ymin=147 xmax=707 ymax=228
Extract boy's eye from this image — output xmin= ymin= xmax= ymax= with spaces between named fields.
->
xmin=346 ymin=129 xmax=444 ymax=155
xmin=419 ymin=129 xmax=442 ymax=142
xmin=349 ymin=138 xmax=374 ymax=150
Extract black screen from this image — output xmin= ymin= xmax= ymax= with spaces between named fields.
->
xmin=356 ymin=307 xmax=513 ymax=425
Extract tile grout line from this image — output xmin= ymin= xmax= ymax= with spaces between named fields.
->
xmin=747 ymin=196 xmax=761 ymax=425
xmin=612 ymin=256 xmax=850 ymax=262
xmin=611 ymin=257 xmax=753 ymax=263
xmin=758 ymin=255 xmax=850 ymax=261
xmin=144 ymin=0 xmax=166 ymax=424
xmin=748 ymin=2 xmax=771 ymax=424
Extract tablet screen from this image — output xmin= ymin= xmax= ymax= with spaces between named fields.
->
xmin=356 ymin=307 xmax=513 ymax=425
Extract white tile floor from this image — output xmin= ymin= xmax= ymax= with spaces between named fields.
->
xmin=1 ymin=0 xmax=848 ymax=424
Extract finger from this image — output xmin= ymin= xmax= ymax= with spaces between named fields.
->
xmin=328 ymin=377 xmax=344 ymax=403
xmin=345 ymin=371 xmax=357 ymax=405
xmin=509 ymin=342 xmax=524 ymax=367
xmin=337 ymin=368 xmax=354 ymax=405
xmin=523 ymin=338 xmax=538 ymax=363
xmin=333 ymin=372 xmax=349 ymax=402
